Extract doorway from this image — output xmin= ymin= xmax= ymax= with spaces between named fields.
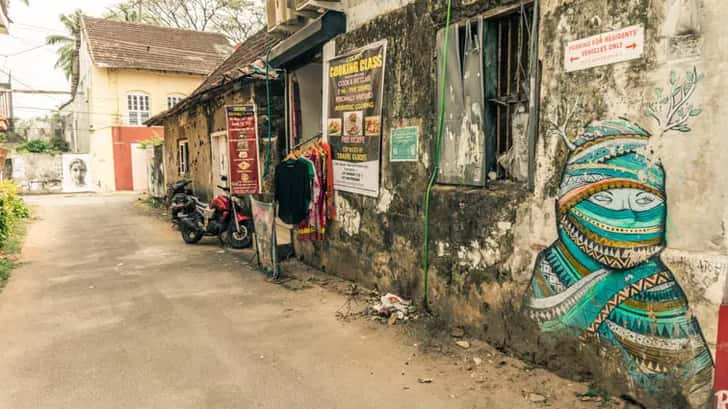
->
xmin=210 ymin=131 xmax=229 ymax=196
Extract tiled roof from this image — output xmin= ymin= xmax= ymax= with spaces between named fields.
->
xmin=146 ymin=29 xmax=284 ymax=125
xmin=81 ymin=16 xmax=231 ymax=76
xmin=192 ymin=29 xmax=284 ymax=96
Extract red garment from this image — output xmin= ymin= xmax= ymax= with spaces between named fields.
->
xmin=321 ymin=142 xmax=336 ymax=218
xmin=297 ymin=151 xmax=326 ymax=241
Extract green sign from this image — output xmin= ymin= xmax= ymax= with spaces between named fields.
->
xmin=390 ymin=126 xmax=419 ymax=162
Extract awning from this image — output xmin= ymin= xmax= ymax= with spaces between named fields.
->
xmin=268 ymin=11 xmax=346 ymax=69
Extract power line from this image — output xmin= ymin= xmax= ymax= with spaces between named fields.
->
xmin=14 ymin=105 xmax=124 ymax=118
xmin=0 ymin=43 xmax=53 ymax=57
xmin=0 ymin=67 xmax=67 ymax=104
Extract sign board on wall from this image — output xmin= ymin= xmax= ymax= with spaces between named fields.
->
xmin=390 ymin=126 xmax=419 ymax=162
xmin=565 ymin=25 xmax=644 ymax=72
xmin=327 ymin=40 xmax=387 ymax=198
xmin=226 ymin=105 xmax=261 ymax=195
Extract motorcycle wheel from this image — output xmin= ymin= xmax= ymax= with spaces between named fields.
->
xmin=224 ymin=220 xmax=253 ymax=249
xmin=181 ymin=223 xmax=203 ymax=244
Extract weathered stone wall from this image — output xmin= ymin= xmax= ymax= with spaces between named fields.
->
xmin=161 ymin=80 xmax=285 ymax=200
xmin=294 ymin=0 xmax=726 ymax=406
xmin=10 ymin=153 xmax=63 ymax=194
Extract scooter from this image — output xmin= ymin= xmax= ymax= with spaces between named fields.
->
xmin=165 ymin=179 xmax=193 ymax=225
xmin=178 ymin=177 xmax=254 ymax=249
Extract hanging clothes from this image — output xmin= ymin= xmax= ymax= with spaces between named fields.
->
xmin=275 ymin=139 xmax=332 ymax=242
xmin=296 ymin=150 xmax=326 ymax=241
xmin=274 ymin=159 xmax=311 ymax=225
xmin=321 ymin=141 xmax=336 ymax=219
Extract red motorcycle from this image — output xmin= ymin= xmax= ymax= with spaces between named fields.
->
xmin=178 ymin=179 xmax=253 ymax=249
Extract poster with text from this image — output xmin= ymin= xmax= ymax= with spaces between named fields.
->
xmin=226 ymin=105 xmax=261 ymax=195
xmin=327 ymin=40 xmax=387 ymax=197
xmin=62 ymin=154 xmax=93 ymax=193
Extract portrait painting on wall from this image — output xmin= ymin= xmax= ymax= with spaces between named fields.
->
xmin=62 ymin=154 xmax=93 ymax=193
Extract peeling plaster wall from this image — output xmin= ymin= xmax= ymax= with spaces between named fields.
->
xmin=290 ymin=0 xmax=727 ymax=406
xmin=160 ymin=81 xmax=285 ymax=201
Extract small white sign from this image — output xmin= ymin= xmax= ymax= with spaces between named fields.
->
xmin=565 ymin=25 xmax=644 ymax=72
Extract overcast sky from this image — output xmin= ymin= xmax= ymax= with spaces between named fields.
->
xmin=0 ymin=0 xmax=118 ymax=119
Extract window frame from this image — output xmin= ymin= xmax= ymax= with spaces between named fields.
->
xmin=127 ymin=92 xmax=151 ymax=126
xmin=435 ymin=5 xmax=535 ymax=186
xmin=167 ymin=94 xmax=185 ymax=110
xmin=178 ymin=140 xmax=189 ymax=176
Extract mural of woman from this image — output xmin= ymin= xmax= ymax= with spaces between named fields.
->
xmin=525 ymin=119 xmax=713 ymax=397
xmin=69 ymin=158 xmax=88 ymax=188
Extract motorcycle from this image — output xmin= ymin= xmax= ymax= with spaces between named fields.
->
xmin=178 ymin=178 xmax=254 ymax=249
xmin=166 ymin=179 xmax=193 ymax=225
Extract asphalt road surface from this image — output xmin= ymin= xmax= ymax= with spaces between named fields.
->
xmin=0 ymin=194 xmax=597 ymax=409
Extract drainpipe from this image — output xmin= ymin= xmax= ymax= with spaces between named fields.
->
xmin=421 ymin=0 xmax=453 ymax=309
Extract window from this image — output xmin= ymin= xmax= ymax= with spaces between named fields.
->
xmin=178 ymin=140 xmax=189 ymax=176
xmin=167 ymin=95 xmax=184 ymax=109
xmin=436 ymin=7 xmax=534 ymax=185
xmin=127 ymin=93 xmax=150 ymax=125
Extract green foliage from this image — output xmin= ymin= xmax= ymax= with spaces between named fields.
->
xmin=17 ymin=139 xmax=51 ymax=153
xmin=0 ymin=181 xmax=30 ymax=248
xmin=104 ymin=0 xmax=265 ymax=43
xmin=142 ymin=196 xmax=163 ymax=209
xmin=45 ymin=10 xmax=82 ymax=82
xmin=138 ymin=137 xmax=164 ymax=149
xmin=16 ymin=137 xmax=69 ymax=153
xmin=576 ymin=384 xmax=612 ymax=407
xmin=49 ymin=136 xmax=70 ymax=152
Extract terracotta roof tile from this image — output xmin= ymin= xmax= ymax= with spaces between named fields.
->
xmin=192 ymin=29 xmax=285 ymax=96
xmin=82 ymin=16 xmax=231 ymax=75
xmin=146 ymin=29 xmax=285 ymax=125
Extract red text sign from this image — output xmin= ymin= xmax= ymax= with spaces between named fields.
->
xmin=226 ymin=105 xmax=261 ymax=195
xmin=565 ymin=25 xmax=644 ymax=72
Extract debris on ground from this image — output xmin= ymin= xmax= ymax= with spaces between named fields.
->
xmin=473 ymin=357 xmax=483 ymax=366
xmin=455 ymin=340 xmax=470 ymax=349
xmin=527 ymin=392 xmax=548 ymax=403
xmin=369 ymin=293 xmax=417 ymax=324
xmin=417 ymin=377 xmax=433 ymax=384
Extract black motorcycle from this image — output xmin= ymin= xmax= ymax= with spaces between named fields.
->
xmin=178 ymin=178 xmax=253 ymax=249
xmin=165 ymin=179 xmax=193 ymax=224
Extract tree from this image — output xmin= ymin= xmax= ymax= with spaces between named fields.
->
xmin=45 ymin=10 xmax=82 ymax=97
xmin=105 ymin=0 xmax=265 ymax=43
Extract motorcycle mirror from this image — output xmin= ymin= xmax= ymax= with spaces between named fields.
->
xmin=220 ymin=176 xmax=228 ymax=182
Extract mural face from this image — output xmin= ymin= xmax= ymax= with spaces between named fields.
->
xmin=525 ymin=69 xmax=713 ymax=399
xmin=62 ymin=154 xmax=93 ymax=193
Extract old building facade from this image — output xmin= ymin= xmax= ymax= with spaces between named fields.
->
xmin=155 ymin=0 xmax=727 ymax=406
xmin=61 ymin=17 xmax=230 ymax=192
xmin=148 ymin=30 xmax=286 ymax=201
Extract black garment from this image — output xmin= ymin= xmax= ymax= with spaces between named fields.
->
xmin=274 ymin=160 xmax=311 ymax=225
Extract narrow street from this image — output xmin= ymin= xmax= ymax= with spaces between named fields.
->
xmin=0 ymin=194 xmax=601 ymax=409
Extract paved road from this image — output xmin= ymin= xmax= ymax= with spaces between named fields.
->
xmin=0 ymin=194 xmax=469 ymax=409
xmin=0 ymin=194 xmax=596 ymax=409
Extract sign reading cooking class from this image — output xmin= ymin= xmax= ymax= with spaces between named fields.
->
xmin=564 ymin=25 xmax=644 ymax=72
xmin=327 ymin=40 xmax=387 ymax=198
xmin=226 ymin=104 xmax=261 ymax=195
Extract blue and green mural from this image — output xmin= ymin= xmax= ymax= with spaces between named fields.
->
xmin=525 ymin=68 xmax=714 ymax=396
